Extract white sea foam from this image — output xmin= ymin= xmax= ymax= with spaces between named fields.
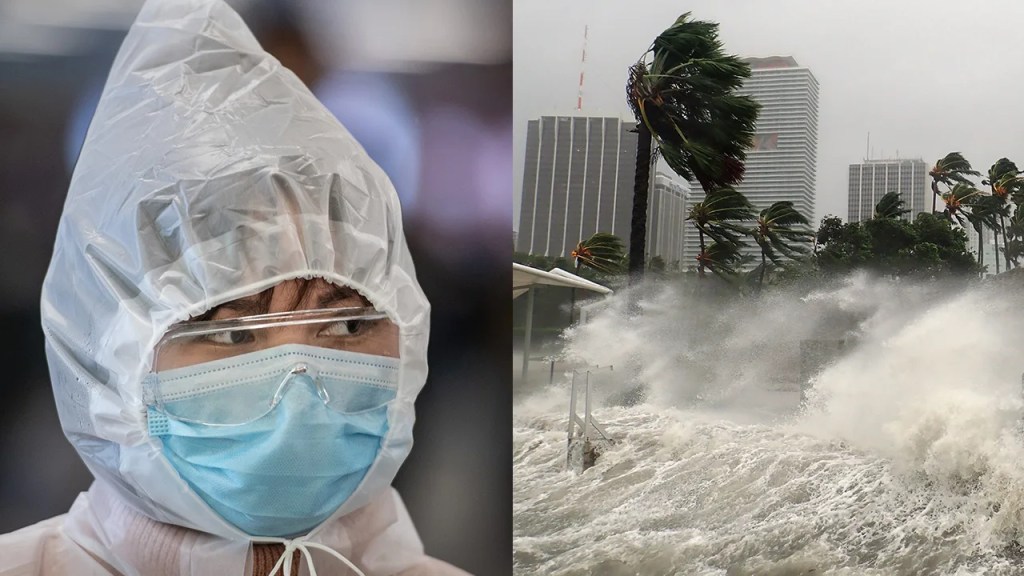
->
xmin=514 ymin=274 xmax=1024 ymax=575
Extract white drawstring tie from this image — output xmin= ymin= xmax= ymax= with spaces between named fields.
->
xmin=262 ymin=537 xmax=367 ymax=576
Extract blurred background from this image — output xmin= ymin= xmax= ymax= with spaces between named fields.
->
xmin=0 ymin=0 xmax=510 ymax=573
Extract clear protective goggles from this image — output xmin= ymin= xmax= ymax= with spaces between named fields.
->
xmin=153 ymin=307 xmax=400 ymax=371
xmin=144 ymin=307 xmax=401 ymax=426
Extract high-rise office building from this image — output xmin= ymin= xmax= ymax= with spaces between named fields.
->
xmin=516 ymin=116 xmax=692 ymax=264
xmin=739 ymin=56 xmax=819 ymax=216
xmin=682 ymin=56 xmax=820 ymax=266
xmin=847 ymin=158 xmax=929 ymax=222
xmin=517 ymin=116 xmax=637 ymax=258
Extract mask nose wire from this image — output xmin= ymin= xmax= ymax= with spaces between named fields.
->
xmin=261 ymin=536 xmax=367 ymax=576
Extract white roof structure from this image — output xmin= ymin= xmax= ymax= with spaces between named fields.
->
xmin=512 ymin=263 xmax=613 ymax=299
xmin=513 ymin=263 xmax=613 ymax=380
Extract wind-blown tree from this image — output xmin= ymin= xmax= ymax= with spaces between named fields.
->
xmin=967 ymin=194 xmax=998 ymax=271
xmin=940 ymin=182 xmax=984 ymax=227
xmin=929 ymin=152 xmax=980 ymax=213
xmin=570 ymin=233 xmax=626 ymax=275
xmin=569 ymin=232 xmax=625 ymax=322
xmin=967 ymin=193 xmax=1008 ymax=273
xmin=750 ymin=201 xmax=814 ymax=290
xmin=993 ymin=198 xmax=1014 ymax=273
xmin=696 ymin=240 xmax=745 ymax=281
xmin=625 ymin=12 xmax=759 ymax=284
xmin=686 ymin=186 xmax=755 ymax=278
xmin=874 ymin=191 xmax=911 ymax=220
xmin=982 ymin=159 xmax=1021 ymax=271
xmin=1008 ymin=180 xmax=1024 ymax=269
xmin=1005 ymin=206 xmax=1024 ymax=267
xmin=811 ymin=190 xmax=979 ymax=279
xmin=815 ymin=212 xmax=978 ymax=279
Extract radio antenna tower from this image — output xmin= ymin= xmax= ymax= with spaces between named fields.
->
xmin=576 ymin=25 xmax=588 ymax=111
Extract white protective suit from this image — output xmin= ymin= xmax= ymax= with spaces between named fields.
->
xmin=0 ymin=1 xmax=468 ymax=575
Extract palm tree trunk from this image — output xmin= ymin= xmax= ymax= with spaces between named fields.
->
xmin=978 ymin=228 xmax=984 ymax=273
xmin=931 ymin=181 xmax=939 ymax=213
xmin=1001 ymin=214 xmax=1011 ymax=272
xmin=570 ymin=262 xmax=580 ymax=324
xmin=995 ymin=227 xmax=1001 ymax=274
xmin=697 ymin=227 xmax=706 ymax=277
xmin=758 ymin=251 xmax=767 ymax=292
xmin=628 ymin=123 xmax=652 ymax=286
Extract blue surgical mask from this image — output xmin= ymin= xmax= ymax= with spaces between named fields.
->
xmin=144 ymin=344 xmax=399 ymax=537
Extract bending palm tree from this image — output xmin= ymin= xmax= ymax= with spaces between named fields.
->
xmin=751 ymin=201 xmax=814 ymax=290
xmin=571 ymin=233 xmax=626 ymax=275
xmin=569 ymin=233 xmax=625 ymax=322
xmin=967 ymin=194 xmax=997 ymax=272
xmin=1005 ymin=206 xmax=1024 ymax=268
xmin=625 ymin=12 xmax=759 ymax=284
xmin=929 ymin=152 xmax=979 ymax=213
xmin=988 ymin=199 xmax=1012 ymax=273
xmin=1010 ymin=181 xmax=1024 ymax=270
xmin=939 ymin=182 xmax=992 ymax=271
xmin=983 ymin=159 xmax=1021 ymax=271
xmin=686 ymin=186 xmax=754 ymax=277
xmin=696 ymin=240 xmax=744 ymax=281
xmin=874 ymin=191 xmax=911 ymax=220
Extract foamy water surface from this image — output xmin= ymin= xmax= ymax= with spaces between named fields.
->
xmin=513 ymin=275 xmax=1024 ymax=575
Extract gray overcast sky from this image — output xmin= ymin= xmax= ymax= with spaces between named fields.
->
xmin=513 ymin=0 xmax=1024 ymax=231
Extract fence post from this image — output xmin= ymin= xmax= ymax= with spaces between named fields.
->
xmin=520 ymin=288 xmax=535 ymax=381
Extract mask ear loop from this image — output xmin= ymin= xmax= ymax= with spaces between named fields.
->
xmin=263 ymin=537 xmax=367 ymax=576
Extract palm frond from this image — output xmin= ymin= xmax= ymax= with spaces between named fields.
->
xmin=874 ymin=191 xmax=910 ymax=219
xmin=628 ymin=13 xmax=760 ymax=192
xmin=751 ymin=201 xmax=814 ymax=268
xmin=930 ymin=152 xmax=980 ymax=187
xmin=987 ymin=158 xmax=1020 ymax=185
xmin=696 ymin=240 xmax=743 ymax=281
xmin=940 ymin=183 xmax=984 ymax=226
xmin=571 ymin=233 xmax=626 ymax=274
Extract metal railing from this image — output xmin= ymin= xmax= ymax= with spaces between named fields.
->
xmin=567 ymin=366 xmax=613 ymax=471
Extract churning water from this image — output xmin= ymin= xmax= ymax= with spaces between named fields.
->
xmin=513 ymin=273 xmax=1024 ymax=575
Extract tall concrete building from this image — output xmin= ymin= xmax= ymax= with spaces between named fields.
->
xmin=738 ymin=56 xmax=819 ymax=216
xmin=516 ymin=116 xmax=637 ymax=258
xmin=682 ymin=56 xmax=820 ymax=266
xmin=516 ymin=116 xmax=692 ymax=263
xmin=847 ymin=158 xmax=928 ymax=222
xmin=850 ymin=161 xmax=994 ymax=270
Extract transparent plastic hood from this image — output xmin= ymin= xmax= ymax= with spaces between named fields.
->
xmin=40 ymin=0 xmax=429 ymax=540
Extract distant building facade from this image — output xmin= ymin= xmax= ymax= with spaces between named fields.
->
xmin=516 ymin=116 xmax=637 ymax=258
xmin=847 ymin=158 xmax=928 ymax=222
xmin=737 ymin=56 xmax=819 ymax=218
xmin=682 ymin=56 xmax=820 ymax=266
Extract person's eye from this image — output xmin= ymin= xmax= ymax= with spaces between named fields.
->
xmin=319 ymin=320 xmax=364 ymax=338
xmin=204 ymin=330 xmax=255 ymax=345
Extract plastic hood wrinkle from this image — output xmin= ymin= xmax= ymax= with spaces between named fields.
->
xmin=41 ymin=0 xmax=429 ymax=544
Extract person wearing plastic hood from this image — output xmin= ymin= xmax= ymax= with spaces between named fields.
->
xmin=0 ymin=1 xmax=471 ymax=575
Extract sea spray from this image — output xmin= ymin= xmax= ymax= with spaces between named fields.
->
xmin=800 ymin=281 xmax=1024 ymax=550
xmin=514 ymin=274 xmax=1024 ymax=575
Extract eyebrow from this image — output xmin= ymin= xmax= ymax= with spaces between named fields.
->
xmin=189 ymin=284 xmax=371 ymax=322
xmin=317 ymin=285 xmax=370 ymax=308
xmin=215 ymin=296 xmax=268 ymax=316
xmin=190 ymin=293 xmax=270 ymax=322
